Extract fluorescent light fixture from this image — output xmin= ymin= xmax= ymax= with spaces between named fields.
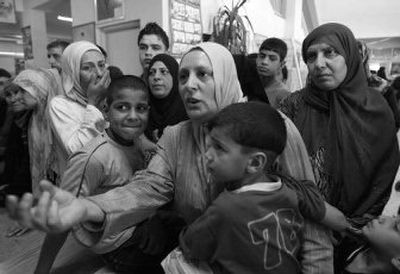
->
xmin=0 ymin=51 xmax=24 ymax=57
xmin=57 ymin=15 xmax=73 ymax=22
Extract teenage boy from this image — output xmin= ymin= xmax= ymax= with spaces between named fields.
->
xmin=34 ymin=75 xmax=156 ymax=274
xmin=137 ymin=22 xmax=169 ymax=81
xmin=179 ymin=102 xmax=348 ymax=273
xmin=256 ymin=38 xmax=291 ymax=108
xmin=46 ymin=40 xmax=70 ymax=73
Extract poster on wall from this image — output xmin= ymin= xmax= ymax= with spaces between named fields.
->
xmin=170 ymin=0 xmax=202 ymax=59
xmin=21 ymin=26 xmax=33 ymax=60
xmin=96 ymin=0 xmax=124 ymax=24
xmin=0 ymin=0 xmax=16 ymax=23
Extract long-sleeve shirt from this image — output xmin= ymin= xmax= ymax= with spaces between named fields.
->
xmin=49 ymin=96 xmax=106 ymax=176
xmin=73 ymin=120 xmax=334 ymax=274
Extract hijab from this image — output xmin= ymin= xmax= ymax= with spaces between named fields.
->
xmin=13 ymin=68 xmax=64 ymax=196
xmin=146 ymin=54 xmax=188 ymax=140
xmin=61 ymin=41 xmax=101 ymax=106
xmin=299 ymin=23 xmax=399 ymax=216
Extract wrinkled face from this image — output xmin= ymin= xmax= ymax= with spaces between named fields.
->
xmin=256 ymin=49 xmax=283 ymax=78
xmin=205 ymin=127 xmax=249 ymax=187
xmin=105 ymin=88 xmax=149 ymax=143
xmin=4 ymin=84 xmax=37 ymax=113
xmin=305 ymin=42 xmax=347 ymax=91
xmin=138 ymin=34 xmax=167 ymax=70
xmin=47 ymin=46 xmax=64 ymax=72
xmin=178 ymin=50 xmax=217 ymax=122
xmin=148 ymin=61 xmax=173 ymax=99
xmin=79 ymin=50 xmax=107 ymax=92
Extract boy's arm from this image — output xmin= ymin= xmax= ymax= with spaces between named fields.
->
xmin=34 ymin=232 xmax=69 ymax=274
xmin=180 ymin=200 xmax=222 ymax=261
xmin=321 ymin=202 xmax=349 ymax=233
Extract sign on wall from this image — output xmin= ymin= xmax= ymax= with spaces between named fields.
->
xmin=169 ymin=0 xmax=202 ymax=59
xmin=0 ymin=0 xmax=16 ymax=24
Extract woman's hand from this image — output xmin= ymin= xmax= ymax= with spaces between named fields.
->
xmin=87 ymin=70 xmax=111 ymax=108
xmin=6 ymin=180 xmax=101 ymax=233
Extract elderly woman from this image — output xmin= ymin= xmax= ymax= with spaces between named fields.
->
xmin=279 ymin=23 xmax=400 ymax=270
xmin=145 ymin=54 xmax=188 ymax=142
xmin=8 ymin=42 xmax=333 ymax=273
xmin=4 ymin=69 xmax=63 ymax=196
xmin=49 ymin=41 xmax=110 ymax=178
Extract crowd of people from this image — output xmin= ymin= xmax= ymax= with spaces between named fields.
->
xmin=1 ymin=20 xmax=400 ymax=274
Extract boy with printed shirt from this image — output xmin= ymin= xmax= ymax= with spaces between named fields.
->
xmin=34 ymin=75 xmax=156 ymax=274
xmin=179 ymin=102 xmax=348 ymax=274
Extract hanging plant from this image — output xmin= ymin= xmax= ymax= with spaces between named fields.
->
xmin=211 ymin=0 xmax=254 ymax=55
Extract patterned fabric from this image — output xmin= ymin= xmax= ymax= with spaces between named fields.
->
xmin=61 ymin=41 xmax=101 ymax=106
xmin=13 ymin=68 xmax=64 ymax=196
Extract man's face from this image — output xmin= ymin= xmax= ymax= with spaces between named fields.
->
xmin=138 ymin=34 xmax=167 ymax=70
xmin=47 ymin=46 xmax=64 ymax=72
xmin=256 ymin=49 xmax=283 ymax=78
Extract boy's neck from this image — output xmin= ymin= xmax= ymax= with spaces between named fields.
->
xmin=227 ymin=172 xmax=277 ymax=191
xmin=106 ymin=128 xmax=134 ymax=146
xmin=260 ymin=74 xmax=280 ymax=89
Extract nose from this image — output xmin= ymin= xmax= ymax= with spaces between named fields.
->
xmin=154 ymin=70 xmax=162 ymax=80
xmin=205 ymin=147 xmax=213 ymax=163
xmin=145 ymin=47 xmax=154 ymax=57
xmin=127 ymin=109 xmax=139 ymax=121
xmin=314 ymin=53 xmax=326 ymax=68
xmin=185 ymin=73 xmax=198 ymax=91
xmin=94 ymin=65 xmax=104 ymax=78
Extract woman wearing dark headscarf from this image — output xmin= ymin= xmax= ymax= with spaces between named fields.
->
xmin=280 ymin=22 xmax=400 ymax=271
xmin=145 ymin=54 xmax=188 ymax=142
xmin=280 ymin=22 xmax=399 ymax=223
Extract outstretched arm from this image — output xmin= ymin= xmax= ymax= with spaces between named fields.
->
xmin=6 ymin=180 xmax=105 ymax=233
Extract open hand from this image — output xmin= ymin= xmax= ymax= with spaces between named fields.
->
xmin=6 ymin=180 xmax=87 ymax=233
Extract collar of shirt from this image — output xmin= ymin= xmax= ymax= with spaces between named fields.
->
xmin=233 ymin=178 xmax=282 ymax=194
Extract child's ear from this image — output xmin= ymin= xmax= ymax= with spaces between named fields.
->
xmin=280 ymin=60 xmax=286 ymax=68
xmin=246 ymin=152 xmax=267 ymax=174
xmin=102 ymin=101 xmax=110 ymax=120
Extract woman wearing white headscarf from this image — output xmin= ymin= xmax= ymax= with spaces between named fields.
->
xmin=49 ymin=41 xmax=110 ymax=177
xmin=7 ymin=43 xmax=332 ymax=273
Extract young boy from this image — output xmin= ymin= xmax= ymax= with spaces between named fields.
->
xmin=256 ymin=38 xmax=291 ymax=108
xmin=179 ymin=102 xmax=348 ymax=274
xmin=34 ymin=75 xmax=156 ymax=274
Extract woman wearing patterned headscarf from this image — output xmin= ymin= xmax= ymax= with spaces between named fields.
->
xmin=4 ymin=68 xmax=63 ymax=196
xmin=49 ymin=41 xmax=110 ymax=177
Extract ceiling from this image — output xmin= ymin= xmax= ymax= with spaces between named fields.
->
xmin=0 ymin=0 xmax=72 ymax=44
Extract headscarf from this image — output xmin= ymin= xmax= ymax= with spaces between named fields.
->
xmin=146 ymin=54 xmax=188 ymax=140
xmin=181 ymin=42 xmax=244 ymax=153
xmin=13 ymin=68 xmax=64 ymax=196
xmin=61 ymin=41 xmax=101 ymax=106
xmin=298 ymin=23 xmax=399 ymax=216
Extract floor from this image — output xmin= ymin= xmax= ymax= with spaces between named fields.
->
xmin=0 ymin=208 xmax=114 ymax=273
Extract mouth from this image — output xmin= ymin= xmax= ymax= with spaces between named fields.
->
xmin=185 ymin=97 xmax=200 ymax=105
xmin=151 ymin=84 xmax=164 ymax=89
xmin=144 ymin=59 xmax=152 ymax=64
xmin=316 ymin=74 xmax=331 ymax=79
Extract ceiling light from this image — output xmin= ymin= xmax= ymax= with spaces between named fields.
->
xmin=57 ymin=15 xmax=73 ymax=23
xmin=0 ymin=51 xmax=24 ymax=57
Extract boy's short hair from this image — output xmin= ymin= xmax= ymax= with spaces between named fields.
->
xmin=106 ymin=75 xmax=148 ymax=105
xmin=0 ymin=68 xmax=11 ymax=78
xmin=259 ymin=37 xmax=287 ymax=61
xmin=207 ymin=102 xmax=287 ymax=158
xmin=137 ymin=22 xmax=169 ymax=50
xmin=46 ymin=40 xmax=70 ymax=51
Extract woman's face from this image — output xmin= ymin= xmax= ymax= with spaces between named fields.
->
xmin=179 ymin=50 xmax=217 ymax=121
xmin=79 ymin=50 xmax=106 ymax=91
xmin=4 ymin=84 xmax=37 ymax=113
xmin=148 ymin=61 xmax=173 ymax=99
xmin=306 ymin=42 xmax=347 ymax=91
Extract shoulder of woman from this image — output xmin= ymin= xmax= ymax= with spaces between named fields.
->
xmin=278 ymin=89 xmax=305 ymax=118
xmin=48 ymin=95 xmax=84 ymax=119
